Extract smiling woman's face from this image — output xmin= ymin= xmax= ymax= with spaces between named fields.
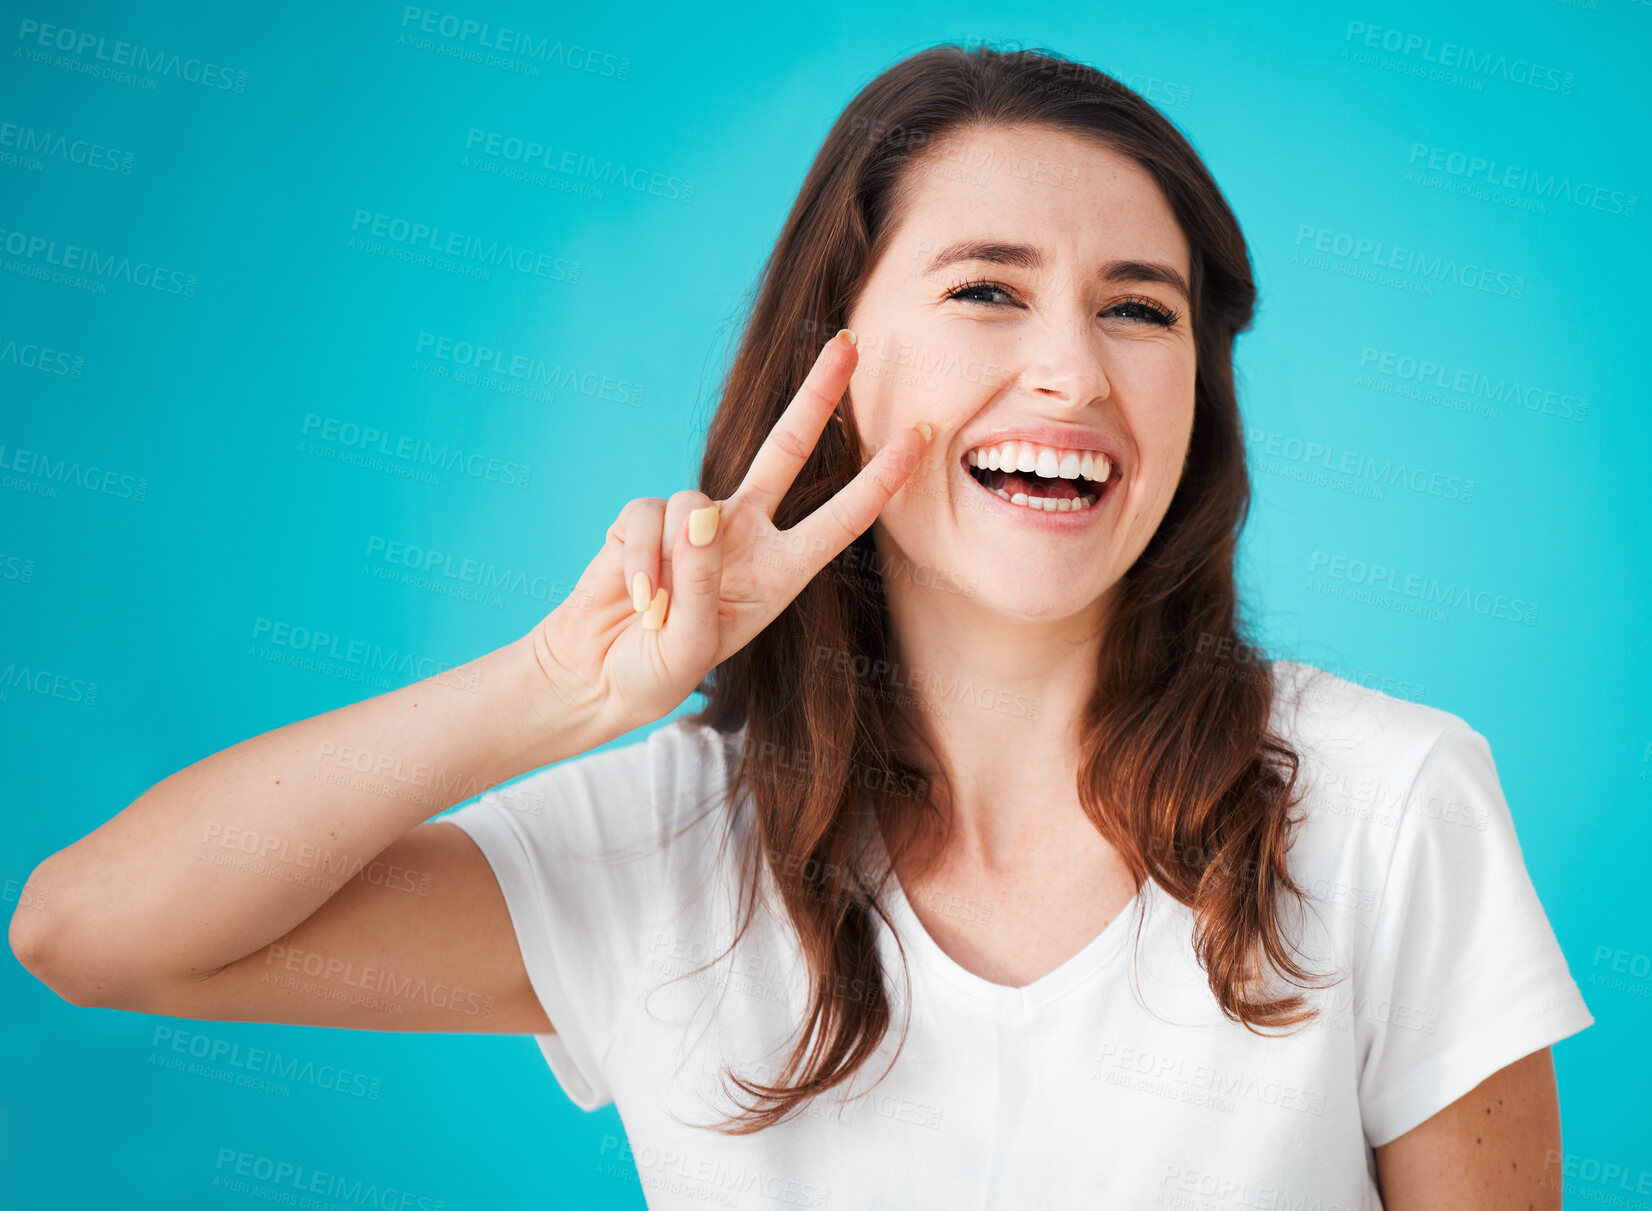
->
xmin=843 ymin=121 xmax=1198 ymax=624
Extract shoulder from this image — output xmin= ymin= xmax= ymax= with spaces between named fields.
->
xmin=1268 ymin=658 xmax=1498 ymax=830
xmin=1265 ymin=661 xmax=1503 ymax=929
xmin=1266 ymin=659 xmax=1500 ymax=837
xmin=451 ymin=715 xmax=749 ymax=887
xmin=1268 ymin=664 xmax=1596 ymax=1144
xmin=485 ymin=716 xmax=741 ymax=820
xmin=1268 ymin=658 xmax=1477 ymax=776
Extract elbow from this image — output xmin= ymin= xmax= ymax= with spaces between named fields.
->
xmin=7 ymin=863 xmax=137 ymax=1010
xmin=8 ymin=882 xmax=51 ymax=977
xmin=8 ymin=878 xmax=81 ymax=1005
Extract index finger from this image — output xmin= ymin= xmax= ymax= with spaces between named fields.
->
xmin=734 ymin=329 xmax=858 ymax=518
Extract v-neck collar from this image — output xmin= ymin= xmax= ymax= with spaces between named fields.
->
xmin=861 ymin=805 xmax=1149 ymax=1011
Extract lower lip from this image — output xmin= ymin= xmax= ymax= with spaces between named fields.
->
xmin=957 ymin=458 xmax=1119 ymax=530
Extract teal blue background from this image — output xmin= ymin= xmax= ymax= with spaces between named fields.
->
xmin=3 ymin=1 xmax=1648 ymax=1205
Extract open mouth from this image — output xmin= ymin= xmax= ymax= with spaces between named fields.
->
xmin=962 ymin=447 xmax=1115 ymax=513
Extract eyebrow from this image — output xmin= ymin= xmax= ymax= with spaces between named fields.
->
xmin=922 ymin=239 xmax=1191 ymax=302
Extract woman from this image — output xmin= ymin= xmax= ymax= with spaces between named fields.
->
xmin=12 ymin=44 xmax=1590 ymax=1210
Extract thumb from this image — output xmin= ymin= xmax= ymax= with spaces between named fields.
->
xmin=654 ymin=497 xmax=724 ymax=668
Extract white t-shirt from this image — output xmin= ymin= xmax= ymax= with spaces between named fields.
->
xmin=443 ymin=660 xmax=1593 ymax=1210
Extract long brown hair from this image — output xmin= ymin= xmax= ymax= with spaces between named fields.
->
xmin=679 ymin=42 xmax=1332 ymax=1134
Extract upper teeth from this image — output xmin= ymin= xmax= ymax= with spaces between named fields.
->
xmin=966 ymin=441 xmax=1112 ymax=482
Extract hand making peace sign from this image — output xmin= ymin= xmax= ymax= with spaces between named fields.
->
xmin=526 ymin=329 xmax=934 ymax=736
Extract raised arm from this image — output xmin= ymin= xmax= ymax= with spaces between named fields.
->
xmin=8 ymin=329 xmax=930 ymax=1035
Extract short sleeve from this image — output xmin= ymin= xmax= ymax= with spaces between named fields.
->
xmin=440 ymin=720 xmax=735 ymax=1111
xmin=1355 ymin=722 xmax=1594 ymax=1147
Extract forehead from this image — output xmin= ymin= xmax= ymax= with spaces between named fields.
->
xmin=889 ymin=122 xmax=1190 ymax=276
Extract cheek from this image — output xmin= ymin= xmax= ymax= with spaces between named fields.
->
xmin=1123 ymin=353 xmax=1197 ymax=450
xmin=849 ymin=333 xmax=980 ymax=441
xmin=1143 ymin=416 xmax=1195 ymax=501
xmin=1117 ymin=366 xmax=1196 ymax=516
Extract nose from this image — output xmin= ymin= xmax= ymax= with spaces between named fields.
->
xmin=1017 ymin=314 xmax=1111 ymax=410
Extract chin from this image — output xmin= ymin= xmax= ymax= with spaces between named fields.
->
xmin=922 ymin=567 xmax=1107 ymax=624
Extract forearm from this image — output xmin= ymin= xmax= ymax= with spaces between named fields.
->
xmin=18 ymin=633 xmax=611 ymax=996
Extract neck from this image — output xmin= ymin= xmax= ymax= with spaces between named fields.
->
xmin=876 ymin=552 xmax=1113 ymax=875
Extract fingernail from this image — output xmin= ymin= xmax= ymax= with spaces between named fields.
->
xmin=631 ymin=570 xmax=652 ymax=612
xmin=641 ymin=586 xmax=669 ymax=630
xmin=836 ymin=328 xmax=857 ymax=347
xmin=913 ymin=421 xmax=934 ymax=443
xmin=688 ymin=503 xmax=720 ymax=547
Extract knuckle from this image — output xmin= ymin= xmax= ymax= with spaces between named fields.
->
xmin=682 ymin=571 xmax=720 ymax=603
xmin=870 ymin=465 xmax=903 ymax=496
xmin=796 ymin=373 xmax=839 ymax=412
xmin=768 ymin=424 xmax=810 ymax=462
xmin=667 ymin=488 xmax=711 ymax=511
xmin=684 ymin=554 xmax=721 ymax=586
xmin=618 ymin=496 xmax=665 ymax=525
